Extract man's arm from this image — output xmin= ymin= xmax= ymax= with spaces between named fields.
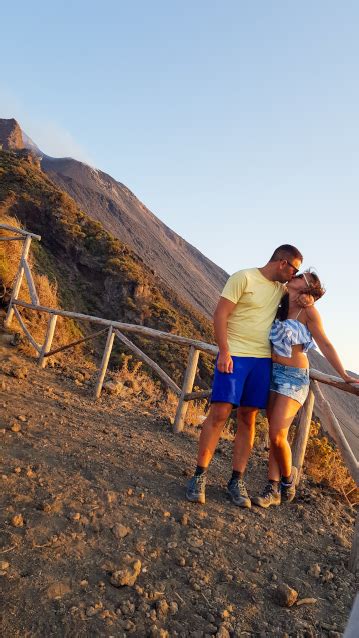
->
xmin=213 ymin=297 xmax=236 ymax=373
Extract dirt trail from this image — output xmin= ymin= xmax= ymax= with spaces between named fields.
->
xmin=0 ymin=332 xmax=357 ymax=638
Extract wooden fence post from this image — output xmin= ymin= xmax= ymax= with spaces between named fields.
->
xmin=349 ymin=514 xmax=359 ymax=574
xmin=292 ymin=382 xmax=315 ymax=485
xmin=173 ymin=346 xmax=200 ymax=433
xmin=95 ymin=326 xmax=115 ymax=399
xmin=39 ymin=314 xmax=58 ymax=368
xmin=4 ymin=235 xmax=32 ymax=328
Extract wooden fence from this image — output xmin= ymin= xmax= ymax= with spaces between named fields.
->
xmin=1 ymin=222 xmax=359 ymax=573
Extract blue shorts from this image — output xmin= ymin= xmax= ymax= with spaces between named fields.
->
xmin=270 ymin=363 xmax=310 ymax=405
xmin=211 ymin=356 xmax=272 ymax=408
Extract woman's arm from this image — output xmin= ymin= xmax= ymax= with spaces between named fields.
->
xmin=306 ymin=306 xmax=358 ymax=383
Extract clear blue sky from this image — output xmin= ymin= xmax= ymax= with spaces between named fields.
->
xmin=1 ymin=1 xmax=358 ymax=371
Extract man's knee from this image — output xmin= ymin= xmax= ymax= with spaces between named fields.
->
xmin=209 ymin=403 xmax=232 ymax=427
xmin=237 ymin=407 xmax=257 ymax=430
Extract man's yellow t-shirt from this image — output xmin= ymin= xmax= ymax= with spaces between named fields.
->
xmin=221 ymin=268 xmax=285 ymax=358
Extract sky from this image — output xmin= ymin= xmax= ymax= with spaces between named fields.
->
xmin=1 ymin=1 xmax=358 ymax=372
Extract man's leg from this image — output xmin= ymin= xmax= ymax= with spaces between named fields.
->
xmin=232 ymin=406 xmax=258 ymax=472
xmin=186 ymin=402 xmax=232 ymax=504
xmin=226 ymin=406 xmax=258 ymax=508
xmin=197 ymin=402 xmax=233 ymax=468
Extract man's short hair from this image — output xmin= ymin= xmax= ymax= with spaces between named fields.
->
xmin=270 ymin=244 xmax=303 ymax=263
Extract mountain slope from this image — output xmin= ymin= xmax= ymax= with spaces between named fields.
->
xmin=0 ymin=148 xmax=215 ymax=386
xmin=41 ymin=156 xmax=228 ymax=317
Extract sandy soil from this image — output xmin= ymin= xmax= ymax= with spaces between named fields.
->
xmin=0 ymin=332 xmax=358 ymax=638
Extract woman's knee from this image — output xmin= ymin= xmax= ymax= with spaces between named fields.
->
xmin=269 ymin=430 xmax=288 ymax=448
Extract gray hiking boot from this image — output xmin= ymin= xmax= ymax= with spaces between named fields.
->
xmin=280 ymin=467 xmax=298 ymax=503
xmin=186 ymin=473 xmax=207 ymax=504
xmin=252 ymin=482 xmax=281 ymax=508
xmin=227 ymin=478 xmax=251 ymax=508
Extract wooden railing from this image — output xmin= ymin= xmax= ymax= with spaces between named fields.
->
xmin=1 ymin=222 xmax=358 ymax=573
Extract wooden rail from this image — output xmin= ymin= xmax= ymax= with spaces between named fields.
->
xmin=11 ymin=299 xmax=218 ymax=355
xmin=1 ymin=222 xmax=358 ymax=574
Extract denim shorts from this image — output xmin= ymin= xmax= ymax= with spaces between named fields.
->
xmin=270 ymin=363 xmax=310 ymax=405
xmin=211 ymin=356 xmax=272 ymax=408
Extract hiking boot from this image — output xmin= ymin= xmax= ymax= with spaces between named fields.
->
xmin=252 ymin=483 xmax=281 ymax=508
xmin=186 ymin=473 xmax=207 ymax=504
xmin=281 ymin=467 xmax=298 ymax=503
xmin=227 ymin=478 xmax=251 ymax=508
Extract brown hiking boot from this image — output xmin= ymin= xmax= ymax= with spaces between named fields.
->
xmin=252 ymin=483 xmax=281 ymax=508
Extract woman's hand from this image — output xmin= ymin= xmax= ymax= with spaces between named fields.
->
xmin=341 ymin=373 xmax=359 ymax=384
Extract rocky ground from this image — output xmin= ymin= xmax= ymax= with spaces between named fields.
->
xmin=0 ymin=330 xmax=358 ymax=638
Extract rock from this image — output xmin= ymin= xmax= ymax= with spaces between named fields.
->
xmin=11 ymin=422 xmax=21 ymax=433
xmin=112 ymin=523 xmax=131 ymax=540
xmin=18 ymin=415 xmax=27 ymax=422
xmin=120 ymin=600 xmax=136 ymax=616
xmin=148 ymin=627 xmax=169 ymax=638
xmin=156 ymin=598 xmax=169 ymax=618
xmin=12 ymin=367 xmax=28 ymax=379
xmin=71 ymin=512 xmax=81 ymax=521
xmin=216 ymin=625 xmax=230 ymax=638
xmin=308 ymin=563 xmax=321 ymax=578
xmin=11 ymin=514 xmax=24 ymax=527
xmin=103 ymin=380 xmax=125 ymax=395
xmin=321 ymin=570 xmax=334 ymax=583
xmin=296 ymin=598 xmax=317 ymax=606
xmin=169 ymin=601 xmax=179 ymax=615
xmin=180 ymin=513 xmax=189 ymax=525
xmin=110 ymin=558 xmax=141 ymax=587
xmin=106 ymin=491 xmax=118 ymax=505
xmin=47 ymin=580 xmax=71 ymax=599
xmin=187 ymin=534 xmax=204 ymax=548
xmin=274 ymin=583 xmax=298 ymax=607
xmin=0 ymin=561 xmax=9 ymax=570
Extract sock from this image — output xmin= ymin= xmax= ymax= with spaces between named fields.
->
xmin=195 ymin=465 xmax=207 ymax=476
xmin=281 ymin=474 xmax=293 ymax=486
xmin=269 ymin=479 xmax=280 ymax=491
xmin=230 ymin=470 xmax=243 ymax=482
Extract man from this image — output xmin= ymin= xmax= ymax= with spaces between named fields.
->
xmin=186 ymin=245 xmax=303 ymax=507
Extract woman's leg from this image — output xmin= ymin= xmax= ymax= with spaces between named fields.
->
xmin=266 ymin=392 xmax=281 ymax=481
xmin=268 ymin=393 xmax=301 ymax=478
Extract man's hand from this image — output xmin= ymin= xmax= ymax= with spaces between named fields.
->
xmin=217 ymin=350 xmax=233 ymax=374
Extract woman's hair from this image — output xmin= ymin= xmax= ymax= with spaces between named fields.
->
xmin=276 ymin=270 xmax=326 ymax=320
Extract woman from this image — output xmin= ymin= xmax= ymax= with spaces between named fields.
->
xmin=253 ymin=270 xmax=358 ymax=508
